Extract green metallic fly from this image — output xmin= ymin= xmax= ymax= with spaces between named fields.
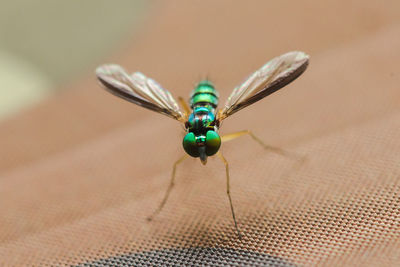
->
xmin=96 ymin=51 xmax=309 ymax=238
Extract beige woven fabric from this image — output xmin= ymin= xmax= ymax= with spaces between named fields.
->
xmin=1 ymin=1 xmax=400 ymax=266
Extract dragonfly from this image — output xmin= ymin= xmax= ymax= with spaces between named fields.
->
xmin=96 ymin=51 xmax=309 ymax=238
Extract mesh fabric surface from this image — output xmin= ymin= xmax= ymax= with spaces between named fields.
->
xmin=1 ymin=1 xmax=400 ymax=266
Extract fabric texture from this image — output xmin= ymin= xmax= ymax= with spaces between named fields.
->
xmin=1 ymin=1 xmax=400 ymax=266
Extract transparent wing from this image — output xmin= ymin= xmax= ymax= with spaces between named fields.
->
xmin=96 ymin=64 xmax=185 ymax=122
xmin=218 ymin=51 xmax=309 ymax=121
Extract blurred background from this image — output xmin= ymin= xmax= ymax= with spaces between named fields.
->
xmin=0 ymin=0 xmax=148 ymax=120
xmin=2 ymin=1 xmax=400 ymax=265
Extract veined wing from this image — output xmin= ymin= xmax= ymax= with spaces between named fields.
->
xmin=218 ymin=51 xmax=309 ymax=121
xmin=96 ymin=64 xmax=185 ymax=122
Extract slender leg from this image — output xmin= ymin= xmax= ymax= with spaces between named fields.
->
xmin=217 ymin=152 xmax=242 ymax=239
xmin=147 ymin=154 xmax=188 ymax=221
xmin=178 ymin=96 xmax=191 ymax=115
xmin=221 ymin=130 xmax=305 ymax=162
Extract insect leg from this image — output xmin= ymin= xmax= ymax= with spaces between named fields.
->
xmin=217 ymin=151 xmax=242 ymax=239
xmin=221 ymin=130 xmax=304 ymax=161
xmin=178 ymin=96 xmax=191 ymax=115
xmin=147 ymin=154 xmax=188 ymax=221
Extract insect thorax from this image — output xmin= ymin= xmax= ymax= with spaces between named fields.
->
xmin=182 ymin=81 xmax=221 ymax=160
xmin=187 ymin=80 xmax=219 ymax=134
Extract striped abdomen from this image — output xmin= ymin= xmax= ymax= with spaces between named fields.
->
xmin=183 ymin=80 xmax=221 ymax=160
xmin=190 ymin=80 xmax=219 ymax=112
xmin=186 ymin=80 xmax=219 ymax=135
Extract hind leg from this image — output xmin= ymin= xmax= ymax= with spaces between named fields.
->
xmin=221 ymin=130 xmax=304 ymax=161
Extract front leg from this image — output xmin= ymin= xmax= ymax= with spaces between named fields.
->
xmin=217 ymin=151 xmax=242 ymax=239
xmin=147 ymin=154 xmax=188 ymax=221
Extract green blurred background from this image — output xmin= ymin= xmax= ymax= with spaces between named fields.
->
xmin=0 ymin=0 xmax=148 ymax=120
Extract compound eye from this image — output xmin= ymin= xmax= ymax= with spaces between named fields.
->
xmin=205 ymin=130 xmax=221 ymax=156
xmin=183 ymin=132 xmax=199 ymax=157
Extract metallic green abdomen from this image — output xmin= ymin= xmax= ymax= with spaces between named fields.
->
xmin=190 ymin=80 xmax=219 ymax=110
xmin=183 ymin=80 xmax=221 ymax=160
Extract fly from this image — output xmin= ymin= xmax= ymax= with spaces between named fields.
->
xmin=96 ymin=51 xmax=310 ymax=238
